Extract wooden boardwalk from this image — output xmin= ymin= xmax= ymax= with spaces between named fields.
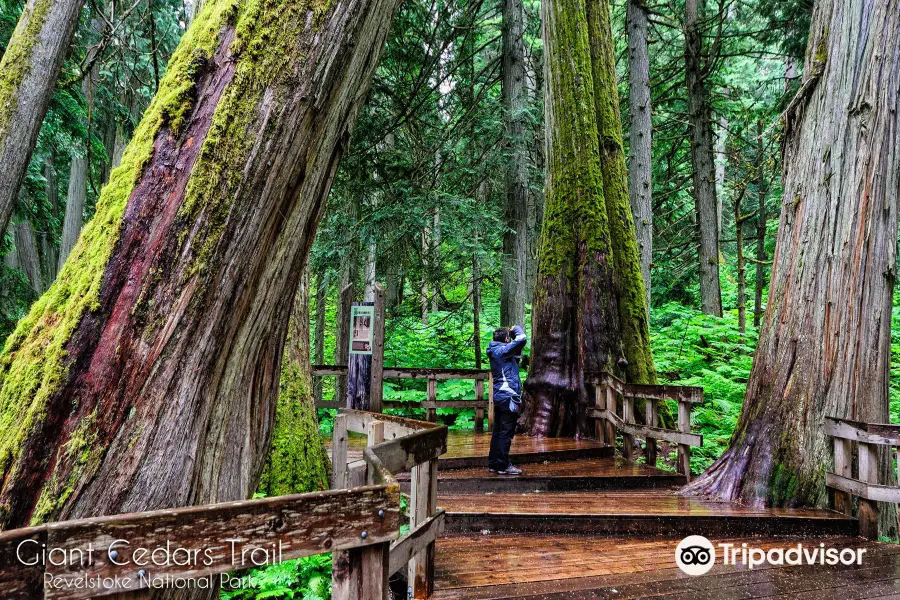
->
xmin=433 ymin=535 xmax=900 ymax=599
xmin=382 ymin=429 xmax=900 ymax=599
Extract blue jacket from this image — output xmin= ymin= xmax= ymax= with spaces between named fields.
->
xmin=486 ymin=326 xmax=527 ymax=411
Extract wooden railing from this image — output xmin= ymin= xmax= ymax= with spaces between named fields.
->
xmin=331 ymin=409 xmax=446 ymax=597
xmin=590 ymin=372 xmax=704 ymax=479
xmin=315 ymin=365 xmax=492 ymax=431
xmin=825 ymin=416 xmax=900 ymax=538
xmin=0 ymin=410 xmax=446 ymax=600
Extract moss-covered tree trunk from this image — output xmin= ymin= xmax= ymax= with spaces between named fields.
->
xmin=0 ymin=0 xmax=398 ymax=532
xmin=259 ymin=265 xmax=330 ymax=496
xmin=0 ymin=0 xmax=84 ymax=242
xmin=524 ymin=0 xmax=653 ymax=438
xmin=586 ymin=0 xmax=655 ymax=387
xmin=685 ymin=0 xmax=900 ymax=534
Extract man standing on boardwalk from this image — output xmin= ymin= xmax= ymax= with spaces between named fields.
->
xmin=486 ymin=325 xmax=528 ymax=475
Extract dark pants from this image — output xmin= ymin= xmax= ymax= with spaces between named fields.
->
xmin=488 ymin=401 xmax=518 ymax=470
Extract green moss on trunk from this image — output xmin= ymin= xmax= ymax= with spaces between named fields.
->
xmin=536 ymin=1 xmax=612 ymax=284
xmin=1 ymin=0 xmax=334 ymax=517
xmin=585 ymin=0 xmax=656 ymax=386
xmin=258 ymin=360 xmax=330 ymax=496
xmin=0 ymin=0 xmax=53 ymax=138
xmin=0 ymin=0 xmax=240 ymax=495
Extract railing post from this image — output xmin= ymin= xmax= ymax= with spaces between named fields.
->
xmin=594 ymin=383 xmax=607 ymax=444
xmin=426 ymin=376 xmax=437 ymax=422
xmin=487 ymin=372 xmax=494 ymax=432
xmin=474 ymin=378 xmax=485 ymax=432
xmin=332 ymin=414 xmax=348 ymax=489
xmin=332 ymin=542 xmax=390 ymax=600
xmin=830 ymin=436 xmax=852 ymax=515
xmin=604 ymin=382 xmax=616 ymax=446
xmin=409 ymin=458 xmax=438 ymax=598
xmin=645 ymin=398 xmax=658 ymax=467
xmin=677 ymin=400 xmax=691 ymax=481
xmin=367 ymin=421 xmax=385 ymax=485
xmin=858 ymin=441 xmax=878 ymax=538
xmin=622 ymin=393 xmax=635 ymax=462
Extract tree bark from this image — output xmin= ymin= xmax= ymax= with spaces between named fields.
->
xmin=523 ymin=0 xmax=623 ymax=438
xmin=0 ymin=0 xmax=399 ymax=533
xmin=734 ymin=190 xmax=747 ymax=336
xmin=473 ymin=181 xmax=488 ymax=369
xmin=684 ymin=0 xmax=722 ymax=316
xmin=525 ymin=43 xmax=544 ymax=305
xmin=499 ymin=0 xmax=528 ymax=329
xmin=385 ymin=261 xmax=401 ymax=308
xmin=685 ymin=0 xmax=900 ymax=535
xmin=625 ymin=0 xmax=652 ymax=308
xmin=259 ymin=263 xmax=330 ymax=496
xmin=430 ymin=205 xmax=440 ymax=314
xmin=335 ymin=203 xmax=358 ymax=402
xmin=753 ymin=119 xmax=767 ymax=328
xmin=363 ymin=240 xmax=376 ymax=302
xmin=58 ymin=75 xmax=98 ymax=275
xmin=313 ymin=272 xmax=326 ymax=406
xmin=40 ymin=156 xmax=59 ymax=287
xmin=715 ymin=114 xmax=727 ymax=236
xmin=57 ymin=153 xmax=86 ymax=274
xmin=586 ymin=0 xmax=656 ymax=386
xmin=13 ymin=217 xmax=42 ymax=293
xmin=0 ymin=0 xmax=84 ymax=241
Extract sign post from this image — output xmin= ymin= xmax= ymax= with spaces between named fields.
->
xmin=346 ymin=295 xmax=384 ymax=412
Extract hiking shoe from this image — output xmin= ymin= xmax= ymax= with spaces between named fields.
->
xmin=489 ymin=465 xmax=523 ymax=476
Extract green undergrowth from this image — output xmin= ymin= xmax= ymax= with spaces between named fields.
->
xmin=220 ymin=552 xmax=332 ymax=600
xmin=0 ymin=0 xmax=240 ymax=523
xmin=650 ymin=302 xmax=756 ymax=474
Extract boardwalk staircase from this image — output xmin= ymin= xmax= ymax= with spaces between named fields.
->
xmin=419 ymin=373 xmax=886 ymax=600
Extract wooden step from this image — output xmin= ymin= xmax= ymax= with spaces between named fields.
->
xmin=325 ymin=430 xmax=613 ymax=468
xmin=400 ymin=457 xmax=685 ymax=493
xmin=438 ymin=490 xmax=858 ymax=538
xmin=439 ymin=434 xmax=613 ymax=469
xmin=433 ymin=533 xmax=894 ymax=599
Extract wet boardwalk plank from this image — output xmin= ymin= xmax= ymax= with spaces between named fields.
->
xmin=434 ymin=534 xmax=899 ymax=599
xmin=438 ymin=490 xmax=857 ymax=537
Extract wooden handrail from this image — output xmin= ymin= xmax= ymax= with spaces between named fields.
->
xmin=825 ymin=416 xmax=900 ymax=445
xmin=0 ymin=410 xmax=444 ymax=600
xmin=589 ymin=409 xmax=703 ymax=447
xmin=331 ymin=409 xmax=447 ymax=598
xmin=0 ymin=487 xmax=399 ymax=599
xmin=313 ymin=365 xmax=490 ymax=380
xmin=592 ymin=372 xmax=704 ymax=403
xmin=589 ymin=372 xmax=703 ymax=480
xmin=315 ymin=366 xmax=492 ymax=432
xmin=825 ymin=415 xmax=900 ymax=539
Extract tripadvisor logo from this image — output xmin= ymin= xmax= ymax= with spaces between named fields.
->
xmin=675 ymin=535 xmax=715 ymax=575
xmin=675 ymin=536 xmax=868 ymax=576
